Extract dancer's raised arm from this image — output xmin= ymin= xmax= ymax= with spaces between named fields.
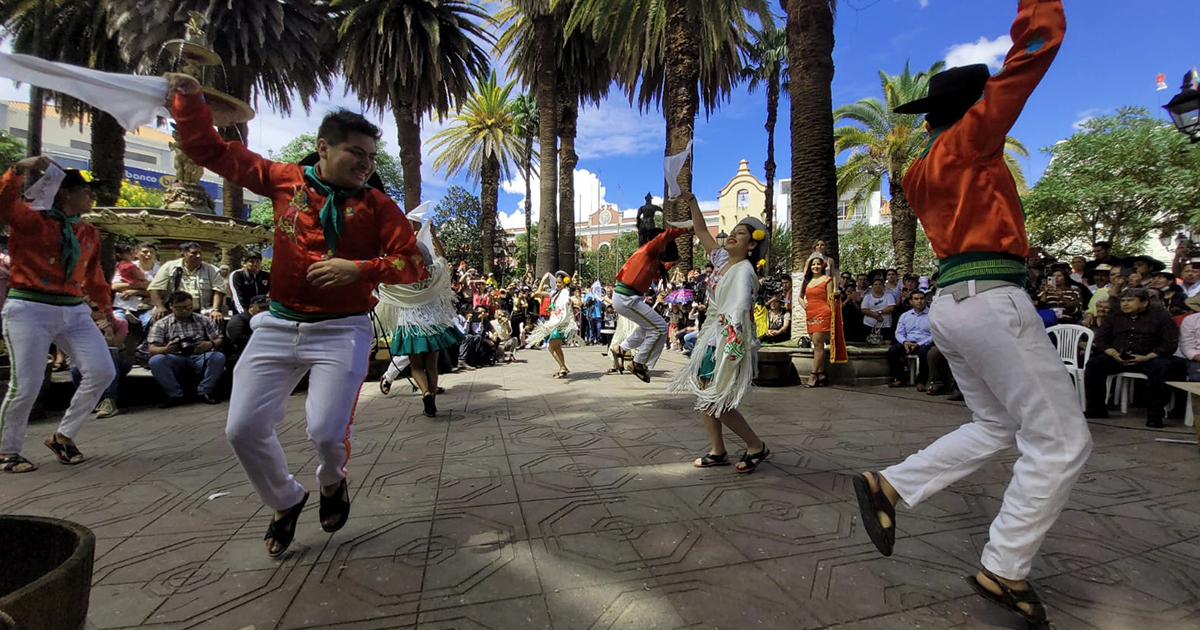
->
xmin=681 ymin=193 xmax=717 ymax=254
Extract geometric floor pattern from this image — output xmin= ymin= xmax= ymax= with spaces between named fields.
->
xmin=4 ymin=346 xmax=1200 ymax=630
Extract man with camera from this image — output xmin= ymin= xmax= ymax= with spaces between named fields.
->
xmin=146 ymin=290 xmax=226 ymax=407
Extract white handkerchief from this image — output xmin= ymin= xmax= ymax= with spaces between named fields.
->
xmin=663 ymin=140 xmax=694 ymax=200
xmin=24 ymin=164 xmax=65 ymax=211
xmin=407 ymin=200 xmax=433 ymax=221
xmin=0 ymin=52 xmax=169 ymax=131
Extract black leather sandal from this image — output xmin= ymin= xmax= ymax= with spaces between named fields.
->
xmin=852 ymin=471 xmax=896 ymax=556
xmin=0 ymin=454 xmax=37 ymax=473
xmin=630 ymin=362 xmax=651 ymax=383
xmin=45 ymin=435 xmax=84 ymax=465
xmin=265 ymin=492 xmax=309 ymax=558
xmin=735 ymin=446 xmax=770 ymax=474
xmin=319 ymin=480 xmax=350 ymax=533
xmin=966 ymin=568 xmax=1052 ymax=630
xmin=693 ymin=451 xmax=730 ymax=468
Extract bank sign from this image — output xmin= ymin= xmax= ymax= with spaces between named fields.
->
xmin=126 ymin=165 xmax=221 ymax=200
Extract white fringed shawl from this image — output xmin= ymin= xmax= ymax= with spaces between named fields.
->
xmin=526 ymin=286 xmax=581 ymax=347
xmin=667 ymin=249 xmax=759 ymax=417
xmin=375 ymin=257 xmax=458 ymax=336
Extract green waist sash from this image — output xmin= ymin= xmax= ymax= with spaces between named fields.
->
xmin=614 ymin=282 xmax=639 ymax=297
xmin=937 ymin=252 xmax=1026 ymax=288
xmin=7 ymin=288 xmax=85 ymax=306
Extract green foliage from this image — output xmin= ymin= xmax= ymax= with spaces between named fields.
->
xmin=1024 ymin=107 xmax=1200 ymax=258
xmin=0 ymin=129 xmax=24 ymax=173
xmin=432 ymin=185 xmax=486 ymax=272
xmin=248 ymin=132 xmax=406 ymax=227
xmin=115 ymin=182 xmax=164 ymax=208
xmin=427 ymin=72 xmax=524 ymax=183
xmin=769 ymin=228 xmax=793 ymax=276
xmin=512 ymin=223 xmax=538 ymax=279
xmin=838 ymin=222 xmax=937 ymax=276
xmin=585 ymin=231 xmax=641 ymax=285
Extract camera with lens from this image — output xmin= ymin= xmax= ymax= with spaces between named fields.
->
xmin=176 ymin=337 xmax=196 ymax=356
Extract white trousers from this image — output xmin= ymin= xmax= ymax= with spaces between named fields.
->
xmin=612 ymin=293 xmax=668 ymax=369
xmin=383 ymin=354 xmax=410 ymax=382
xmin=225 ymin=313 xmax=373 ymax=511
xmin=0 ymin=299 xmax=114 ymax=454
xmin=882 ymin=285 xmax=1091 ymax=580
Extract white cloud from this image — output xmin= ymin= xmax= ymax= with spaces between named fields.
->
xmin=943 ymin=35 xmax=1012 ymax=70
xmin=919 ymin=0 xmax=930 ymax=7
xmin=575 ymin=99 xmax=662 ymax=160
xmin=1071 ymin=108 xmax=1105 ymax=131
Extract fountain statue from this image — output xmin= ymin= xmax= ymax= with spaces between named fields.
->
xmin=160 ymin=11 xmax=254 ymax=214
xmin=636 ymin=192 xmax=662 ymax=245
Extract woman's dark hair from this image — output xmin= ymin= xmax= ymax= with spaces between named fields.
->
xmin=800 ymin=256 xmax=830 ymax=299
xmin=115 ymin=242 xmax=135 ymax=256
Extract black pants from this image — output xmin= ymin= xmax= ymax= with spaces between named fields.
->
xmin=886 ymin=342 xmax=932 ymax=383
xmin=1084 ymin=355 xmax=1183 ymax=420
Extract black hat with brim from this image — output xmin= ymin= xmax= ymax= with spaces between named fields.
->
xmin=60 ymin=169 xmax=111 ymax=190
xmin=298 ymin=152 xmax=386 ymax=191
xmin=894 ymin=64 xmax=991 ymax=115
xmin=1129 ymin=255 xmax=1167 ymax=273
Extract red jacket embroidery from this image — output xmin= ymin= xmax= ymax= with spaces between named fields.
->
xmin=0 ymin=169 xmax=111 ymax=312
xmin=616 ymin=227 xmax=690 ymax=294
xmin=903 ymin=0 xmax=1064 ymax=260
xmin=171 ymin=93 xmax=429 ymax=314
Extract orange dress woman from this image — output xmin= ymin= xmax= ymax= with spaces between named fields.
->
xmin=805 ymin=276 xmax=833 ymax=333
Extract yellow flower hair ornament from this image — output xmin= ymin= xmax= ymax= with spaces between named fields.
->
xmin=562 ymin=276 xmax=571 ymax=284
xmin=752 ymin=229 xmax=766 ymax=241
xmin=756 ymin=259 xmax=767 ymax=268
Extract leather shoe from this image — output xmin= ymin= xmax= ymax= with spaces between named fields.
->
xmin=887 ymin=379 xmax=905 ymax=388
xmin=200 ymin=394 xmax=221 ymax=405
xmin=1146 ymin=417 xmax=1164 ymax=429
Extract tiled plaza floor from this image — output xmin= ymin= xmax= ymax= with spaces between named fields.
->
xmin=4 ymin=346 xmax=1200 ymax=630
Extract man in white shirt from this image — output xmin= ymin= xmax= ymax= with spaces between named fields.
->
xmin=148 ymin=241 xmax=227 ymax=323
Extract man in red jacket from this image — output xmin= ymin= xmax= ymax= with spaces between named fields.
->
xmin=0 ymin=160 xmax=116 ymax=474
xmin=612 ymin=224 xmax=692 ymax=382
xmin=166 ymin=73 xmax=430 ymax=558
xmin=850 ymin=3 xmax=1090 ymax=628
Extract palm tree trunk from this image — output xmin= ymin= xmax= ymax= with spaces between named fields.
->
xmin=481 ymin=156 xmax=500 ymax=278
xmin=534 ymin=15 xmax=560 ymax=277
xmin=663 ymin=0 xmax=699 ymax=272
xmin=90 ymin=109 xmax=125 ymax=207
xmin=219 ymin=123 xmax=247 ymax=217
xmin=763 ymin=63 xmax=781 ymax=272
xmin=26 ymin=86 xmax=44 ymax=158
xmin=890 ymin=178 xmax=917 ymax=275
xmin=558 ymin=81 xmax=578 ymax=274
xmin=523 ymin=133 xmax=534 ymax=272
xmin=395 ymin=102 xmax=423 ymax=212
xmin=785 ymin=0 xmax=838 ymax=268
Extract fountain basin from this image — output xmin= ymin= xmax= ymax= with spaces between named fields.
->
xmin=0 ymin=516 xmax=95 ymax=630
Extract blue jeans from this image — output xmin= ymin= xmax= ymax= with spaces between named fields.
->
xmin=71 ymin=349 xmax=131 ymax=401
xmin=588 ymin=317 xmax=603 ymax=343
xmin=149 ymin=351 xmax=226 ymax=398
xmin=683 ymin=331 xmax=699 ymax=352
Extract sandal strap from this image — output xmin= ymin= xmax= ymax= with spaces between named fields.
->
xmin=0 ymin=454 xmax=33 ymax=470
xmin=978 ymin=568 xmax=1047 ymax=617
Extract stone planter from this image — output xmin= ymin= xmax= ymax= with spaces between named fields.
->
xmin=0 ymin=516 xmax=95 ymax=630
xmin=792 ymin=344 xmax=892 ymax=386
xmin=755 ymin=347 xmax=801 ymax=387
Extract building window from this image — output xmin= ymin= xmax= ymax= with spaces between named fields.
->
xmin=126 ymin=152 xmax=158 ymax=165
xmin=737 ymin=189 xmax=749 ymax=208
xmin=70 ymin=140 xmax=92 ymax=151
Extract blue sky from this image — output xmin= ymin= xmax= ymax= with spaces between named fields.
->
xmin=2 ymin=0 xmax=1197 ymax=229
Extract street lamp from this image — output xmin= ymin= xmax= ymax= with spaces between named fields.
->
xmin=1163 ymin=70 xmax=1200 ymax=143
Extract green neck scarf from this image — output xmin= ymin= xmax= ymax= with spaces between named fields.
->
xmin=46 ymin=208 xmax=81 ymax=278
xmin=303 ymin=165 xmax=368 ymax=256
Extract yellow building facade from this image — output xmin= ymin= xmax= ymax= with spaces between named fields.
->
xmin=717 ymin=160 xmax=768 ymax=234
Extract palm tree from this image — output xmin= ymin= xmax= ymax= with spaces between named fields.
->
xmin=834 ymin=62 xmax=1030 ymax=273
xmin=504 ymin=0 xmax=560 ymax=277
xmin=510 ymin=92 xmax=539 ymax=268
xmin=427 ymin=72 xmax=524 ymax=277
xmin=0 ymin=0 xmax=129 ymax=205
xmin=499 ymin=0 xmax=612 ymax=274
xmin=110 ymin=0 xmax=338 ymax=216
xmin=784 ymin=0 xmax=838 ymax=275
xmin=333 ymin=0 xmax=491 ymax=212
xmin=567 ymin=0 xmax=769 ymax=271
xmin=742 ymin=18 xmax=787 ymax=270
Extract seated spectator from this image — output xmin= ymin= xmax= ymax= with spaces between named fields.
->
xmin=71 ymin=305 xmax=132 ymax=419
xmin=228 ymin=250 xmax=270 ymax=314
xmin=860 ymin=278 xmax=896 ymax=342
xmin=146 ymin=291 xmax=226 ymax=407
xmin=1178 ymin=296 xmax=1200 ymax=382
xmin=149 ymin=242 xmax=227 ymax=324
xmin=1083 ymin=288 xmax=1182 ymax=427
xmin=762 ymin=298 xmax=792 ymax=344
xmin=495 ymin=310 xmax=518 ymax=362
xmin=887 ymin=290 xmax=932 ymax=390
xmin=1086 ymin=263 xmax=1125 ymax=317
xmin=924 ymin=345 xmax=954 ymax=396
xmin=1082 ymin=298 xmax=1112 ymax=331
xmin=1070 ymin=256 xmax=1087 ymax=284
xmin=461 ymin=306 xmax=497 ymax=367
xmin=1180 ymin=261 xmax=1200 ymax=298
xmin=1149 ymin=271 xmax=1187 ymax=317
xmin=1039 ymin=268 xmax=1083 ymax=324
xmin=111 ymin=242 xmax=153 ymax=330
xmin=225 ymin=294 xmax=269 ymax=365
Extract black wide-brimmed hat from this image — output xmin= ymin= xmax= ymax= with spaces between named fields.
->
xmin=298 ymin=152 xmax=386 ymax=190
xmin=894 ymin=64 xmax=990 ymax=114
xmin=60 ymin=169 xmax=111 ymax=190
xmin=1128 ymin=254 xmax=1166 ymax=273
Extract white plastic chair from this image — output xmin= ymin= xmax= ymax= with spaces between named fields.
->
xmin=1047 ymin=324 xmax=1093 ymax=409
xmin=906 ymin=354 xmax=920 ymax=385
xmin=1106 ymin=372 xmax=1176 ymax=415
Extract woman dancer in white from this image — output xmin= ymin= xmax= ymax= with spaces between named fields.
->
xmin=526 ymin=271 xmax=580 ymax=378
xmin=669 ymin=193 xmax=769 ymax=473
xmin=375 ymin=218 xmax=463 ymax=417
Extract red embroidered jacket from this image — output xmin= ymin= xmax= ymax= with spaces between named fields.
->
xmin=904 ymin=0 xmax=1064 ymax=261
xmin=0 ymin=169 xmax=111 ymax=312
xmin=616 ymin=227 xmax=690 ymax=293
xmin=171 ymin=93 xmax=428 ymax=315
